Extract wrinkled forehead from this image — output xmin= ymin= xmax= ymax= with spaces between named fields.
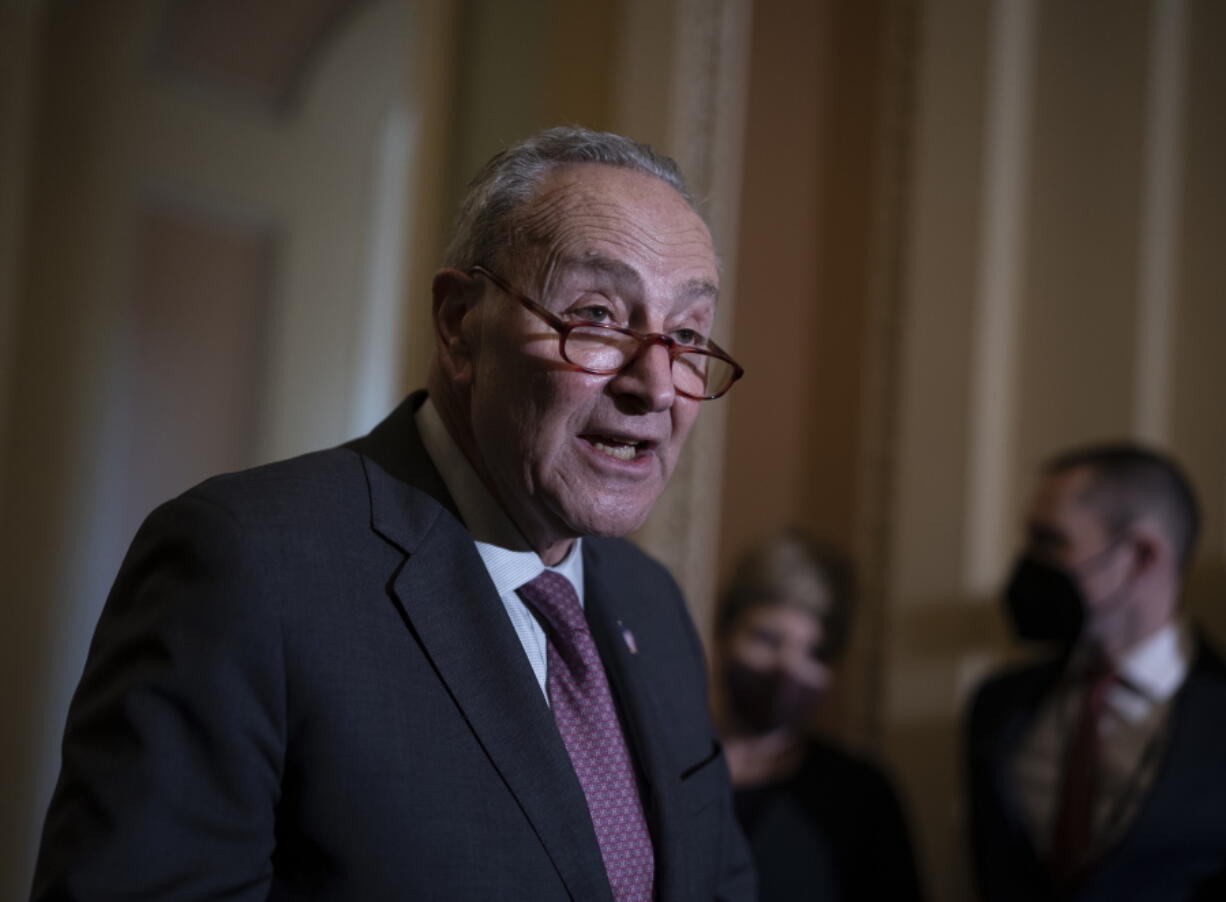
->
xmin=506 ymin=164 xmax=718 ymax=293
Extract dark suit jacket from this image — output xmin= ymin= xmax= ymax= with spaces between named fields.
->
xmin=33 ymin=393 xmax=755 ymax=901
xmin=735 ymin=737 xmax=925 ymax=902
xmin=966 ymin=636 xmax=1226 ymax=902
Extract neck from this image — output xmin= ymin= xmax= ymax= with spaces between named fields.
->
xmin=538 ymin=539 xmax=574 ymax=567
xmin=426 ymin=369 xmax=576 ymax=566
xmin=1087 ymin=585 xmax=1177 ymax=661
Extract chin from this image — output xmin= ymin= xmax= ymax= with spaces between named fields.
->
xmin=557 ymin=496 xmax=655 ymax=540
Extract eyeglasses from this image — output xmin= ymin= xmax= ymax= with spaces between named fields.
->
xmin=468 ymin=266 xmax=744 ymax=400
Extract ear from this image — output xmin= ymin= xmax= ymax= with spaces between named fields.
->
xmin=1129 ymin=520 xmax=1166 ymax=576
xmin=432 ymin=268 xmax=482 ymax=385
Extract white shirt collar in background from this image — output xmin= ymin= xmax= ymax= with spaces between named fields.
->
xmin=1107 ymin=620 xmax=1191 ymax=723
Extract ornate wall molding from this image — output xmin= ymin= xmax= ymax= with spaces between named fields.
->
xmin=620 ymin=0 xmax=752 ymax=634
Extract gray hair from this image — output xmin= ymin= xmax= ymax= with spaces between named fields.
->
xmin=443 ymin=126 xmax=697 ymax=275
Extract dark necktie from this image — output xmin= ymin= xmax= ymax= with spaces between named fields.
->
xmin=1049 ymin=654 xmax=1116 ymax=887
xmin=517 ymin=570 xmax=655 ymax=902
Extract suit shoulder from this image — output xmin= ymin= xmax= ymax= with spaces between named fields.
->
xmin=1192 ymin=631 xmax=1226 ymax=679
xmin=972 ymin=657 xmax=1058 ymax=703
xmin=123 ymin=446 xmax=377 ymax=587
xmin=966 ymin=657 xmax=1060 ymax=743
xmin=176 ymin=446 xmax=368 ymax=526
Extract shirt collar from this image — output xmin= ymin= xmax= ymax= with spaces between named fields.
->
xmin=414 ymin=397 xmax=584 ymax=602
xmin=1116 ymin=620 xmax=1191 ymax=704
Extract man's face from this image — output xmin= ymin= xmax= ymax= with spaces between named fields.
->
xmin=461 ymin=164 xmax=719 ymax=559
xmin=1023 ymin=467 xmax=1131 ymax=615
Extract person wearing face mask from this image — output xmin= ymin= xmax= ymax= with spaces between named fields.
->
xmin=714 ymin=529 xmax=925 ymax=902
xmin=966 ymin=442 xmax=1226 ymax=902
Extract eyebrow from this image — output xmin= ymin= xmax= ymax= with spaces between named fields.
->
xmin=549 ymin=255 xmax=718 ymax=303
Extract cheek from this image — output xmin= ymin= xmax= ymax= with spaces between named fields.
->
xmin=540 ymin=373 xmax=605 ymax=424
xmin=790 ymin=659 xmax=831 ymax=691
xmin=1082 ymin=558 xmax=1127 ymax=604
xmin=1078 ymin=569 xmax=1104 ymax=598
xmin=665 ymin=401 xmax=702 ymax=458
xmin=729 ymin=636 xmax=776 ymax=670
xmin=513 ymin=374 xmax=602 ymax=467
xmin=469 ymin=373 xmax=546 ymax=479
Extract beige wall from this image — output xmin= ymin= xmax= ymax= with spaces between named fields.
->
xmin=897 ymin=2 xmax=1225 ymax=897
xmin=5 ymin=1 xmax=1224 ymax=899
xmin=725 ymin=1 xmax=1226 ymax=899
xmin=719 ymin=0 xmax=898 ymax=749
xmin=0 ymin=1 xmax=430 ymax=894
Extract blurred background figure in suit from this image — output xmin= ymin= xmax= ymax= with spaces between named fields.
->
xmin=967 ymin=442 xmax=1226 ymax=901
xmin=712 ymin=528 xmax=925 ymax=902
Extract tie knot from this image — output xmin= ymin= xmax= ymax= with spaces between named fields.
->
xmin=517 ymin=569 xmax=586 ymax=637
xmin=1079 ymin=654 xmax=1117 ymax=714
xmin=1082 ymin=651 xmax=1116 ymax=686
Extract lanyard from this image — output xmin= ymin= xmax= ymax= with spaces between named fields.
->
xmin=1056 ymin=681 xmax=1171 ymax=854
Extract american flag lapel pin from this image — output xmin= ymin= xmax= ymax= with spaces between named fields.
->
xmin=618 ymin=620 xmax=638 ymax=655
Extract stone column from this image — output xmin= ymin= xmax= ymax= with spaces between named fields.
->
xmin=614 ymin=0 xmax=752 ymax=635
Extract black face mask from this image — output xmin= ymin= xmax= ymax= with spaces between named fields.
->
xmin=1002 ymin=555 xmax=1086 ymax=645
xmin=722 ymin=660 xmax=822 ymax=735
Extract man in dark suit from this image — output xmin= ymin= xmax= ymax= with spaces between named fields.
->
xmin=32 ymin=127 xmax=753 ymax=901
xmin=967 ymin=442 xmax=1226 ymax=902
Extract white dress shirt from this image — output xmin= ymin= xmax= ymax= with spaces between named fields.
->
xmin=414 ymin=397 xmax=583 ymax=703
xmin=1013 ymin=620 xmax=1193 ymax=856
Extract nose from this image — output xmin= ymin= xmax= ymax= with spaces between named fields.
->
xmin=789 ymin=657 xmax=831 ymax=693
xmin=608 ymin=339 xmax=676 ymax=412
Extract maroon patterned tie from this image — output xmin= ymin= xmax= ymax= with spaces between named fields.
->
xmin=517 ymin=570 xmax=655 ymax=901
xmin=1049 ymin=653 xmax=1116 ymax=888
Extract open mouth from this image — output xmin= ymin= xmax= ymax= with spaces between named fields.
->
xmin=582 ymin=434 xmax=650 ymax=462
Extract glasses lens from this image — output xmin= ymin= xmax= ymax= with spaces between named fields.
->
xmin=564 ymin=326 xmax=632 ymax=371
xmin=676 ymin=351 xmax=735 ymax=398
xmin=564 ymin=328 xmax=738 ymax=399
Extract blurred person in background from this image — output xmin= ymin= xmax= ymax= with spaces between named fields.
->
xmin=713 ymin=528 xmax=925 ymax=902
xmin=967 ymin=442 xmax=1226 ymax=901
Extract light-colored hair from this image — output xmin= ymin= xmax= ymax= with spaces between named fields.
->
xmin=443 ymin=126 xmax=697 ymax=276
xmin=715 ymin=528 xmax=857 ymax=663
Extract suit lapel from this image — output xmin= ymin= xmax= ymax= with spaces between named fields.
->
xmin=583 ymin=541 xmax=689 ymax=902
xmin=991 ymin=664 xmax=1063 ymax=874
xmin=354 ymin=395 xmax=613 ymax=902
xmin=1090 ymin=639 xmax=1226 ymax=876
